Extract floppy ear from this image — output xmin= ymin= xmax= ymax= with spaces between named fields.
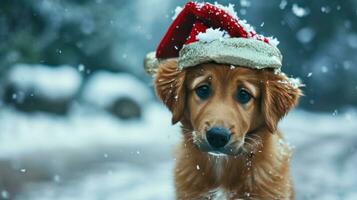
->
xmin=261 ymin=72 xmax=302 ymax=133
xmin=154 ymin=59 xmax=186 ymax=124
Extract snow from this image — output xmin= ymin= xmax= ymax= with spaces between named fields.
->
xmin=239 ymin=0 xmax=251 ymax=8
xmin=288 ymin=77 xmax=304 ymax=89
xmin=281 ymin=109 xmax=357 ymax=200
xmin=279 ymin=0 xmax=287 ymax=10
xmin=82 ymin=71 xmax=152 ymax=108
xmin=237 ymin=19 xmax=255 ymax=35
xmin=321 ymin=6 xmax=331 ymax=14
xmin=1 ymin=190 xmax=9 ymax=199
xmin=196 ymin=28 xmax=230 ymax=43
xmin=0 ymin=104 xmax=356 ymax=199
xmin=77 ymin=64 xmax=85 ymax=72
xmin=266 ymin=36 xmax=280 ymax=46
xmin=296 ymin=27 xmax=316 ymax=44
xmin=0 ymin=102 xmax=179 ymax=157
xmin=347 ymin=33 xmax=357 ymax=48
xmin=277 ymin=138 xmax=291 ymax=156
xmin=292 ymin=4 xmax=309 ymax=17
xmin=172 ymin=2 xmax=280 ymax=47
xmin=0 ymin=101 xmax=178 ymax=200
xmin=278 ymin=78 xmax=305 ymax=88
xmin=213 ymin=2 xmax=239 ymax=20
xmin=171 ymin=6 xmax=183 ymax=20
xmin=7 ymin=64 xmax=82 ymax=100
xmin=321 ymin=65 xmax=329 ymax=73
xmin=276 ymin=71 xmax=304 ymax=89
xmin=237 ymin=19 xmax=280 ymax=47
xmin=18 ymin=162 xmax=174 ymax=200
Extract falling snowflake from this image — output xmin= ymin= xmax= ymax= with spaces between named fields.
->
xmin=321 ymin=66 xmax=329 ymax=73
xmin=239 ymin=0 xmax=251 ymax=8
xmin=1 ymin=190 xmax=9 ymax=199
xmin=292 ymin=4 xmax=309 ymax=17
xmin=53 ymin=175 xmax=61 ymax=183
xmin=321 ymin=6 xmax=331 ymax=14
xmin=279 ymin=0 xmax=287 ymax=10
xmin=78 ymin=64 xmax=85 ymax=72
xmin=296 ymin=27 xmax=316 ymax=44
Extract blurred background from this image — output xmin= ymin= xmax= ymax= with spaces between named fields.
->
xmin=0 ymin=0 xmax=356 ymax=199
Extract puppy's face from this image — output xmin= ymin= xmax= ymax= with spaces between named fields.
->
xmin=155 ymin=60 xmax=301 ymax=156
xmin=185 ymin=64 xmax=262 ymax=155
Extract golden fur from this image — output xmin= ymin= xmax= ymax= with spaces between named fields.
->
xmin=154 ymin=60 xmax=301 ymax=200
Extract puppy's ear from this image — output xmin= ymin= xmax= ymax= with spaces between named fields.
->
xmin=154 ymin=59 xmax=186 ymax=124
xmin=261 ymin=72 xmax=302 ymax=132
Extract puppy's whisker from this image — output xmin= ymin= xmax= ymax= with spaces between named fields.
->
xmin=245 ymin=137 xmax=259 ymax=148
xmin=239 ymin=145 xmax=249 ymax=156
xmin=245 ymin=139 xmax=256 ymax=147
xmin=245 ymin=135 xmax=262 ymax=148
xmin=250 ymin=134 xmax=263 ymax=142
xmin=181 ymin=128 xmax=204 ymax=146
xmin=243 ymin=140 xmax=255 ymax=151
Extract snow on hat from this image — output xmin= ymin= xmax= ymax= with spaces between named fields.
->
xmin=144 ymin=1 xmax=282 ymax=75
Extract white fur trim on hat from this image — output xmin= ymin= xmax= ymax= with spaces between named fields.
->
xmin=144 ymin=51 xmax=160 ymax=76
xmin=178 ymin=38 xmax=282 ymax=70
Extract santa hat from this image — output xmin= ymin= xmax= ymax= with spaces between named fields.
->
xmin=144 ymin=2 xmax=282 ymax=75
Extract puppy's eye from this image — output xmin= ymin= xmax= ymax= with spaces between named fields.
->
xmin=236 ymin=88 xmax=252 ymax=104
xmin=195 ymin=84 xmax=211 ymax=100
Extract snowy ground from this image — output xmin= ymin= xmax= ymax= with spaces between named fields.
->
xmin=0 ymin=103 xmax=356 ymax=200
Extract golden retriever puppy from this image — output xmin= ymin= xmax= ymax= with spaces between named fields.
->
xmin=154 ymin=60 xmax=301 ymax=200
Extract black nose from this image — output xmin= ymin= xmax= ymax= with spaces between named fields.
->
xmin=206 ymin=127 xmax=231 ymax=149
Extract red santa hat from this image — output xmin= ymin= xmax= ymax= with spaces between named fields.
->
xmin=144 ymin=2 xmax=282 ymax=75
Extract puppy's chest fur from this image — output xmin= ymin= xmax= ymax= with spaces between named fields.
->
xmin=207 ymin=158 xmax=231 ymax=200
xmin=208 ymin=187 xmax=229 ymax=200
xmin=210 ymin=155 xmax=226 ymax=180
xmin=205 ymin=156 xmax=250 ymax=200
xmin=175 ymin=135 xmax=293 ymax=200
xmin=208 ymin=157 xmax=227 ymax=199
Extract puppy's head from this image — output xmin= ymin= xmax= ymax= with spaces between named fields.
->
xmin=154 ymin=60 xmax=301 ymax=156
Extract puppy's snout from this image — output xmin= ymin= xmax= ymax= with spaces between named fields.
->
xmin=206 ymin=127 xmax=231 ymax=149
